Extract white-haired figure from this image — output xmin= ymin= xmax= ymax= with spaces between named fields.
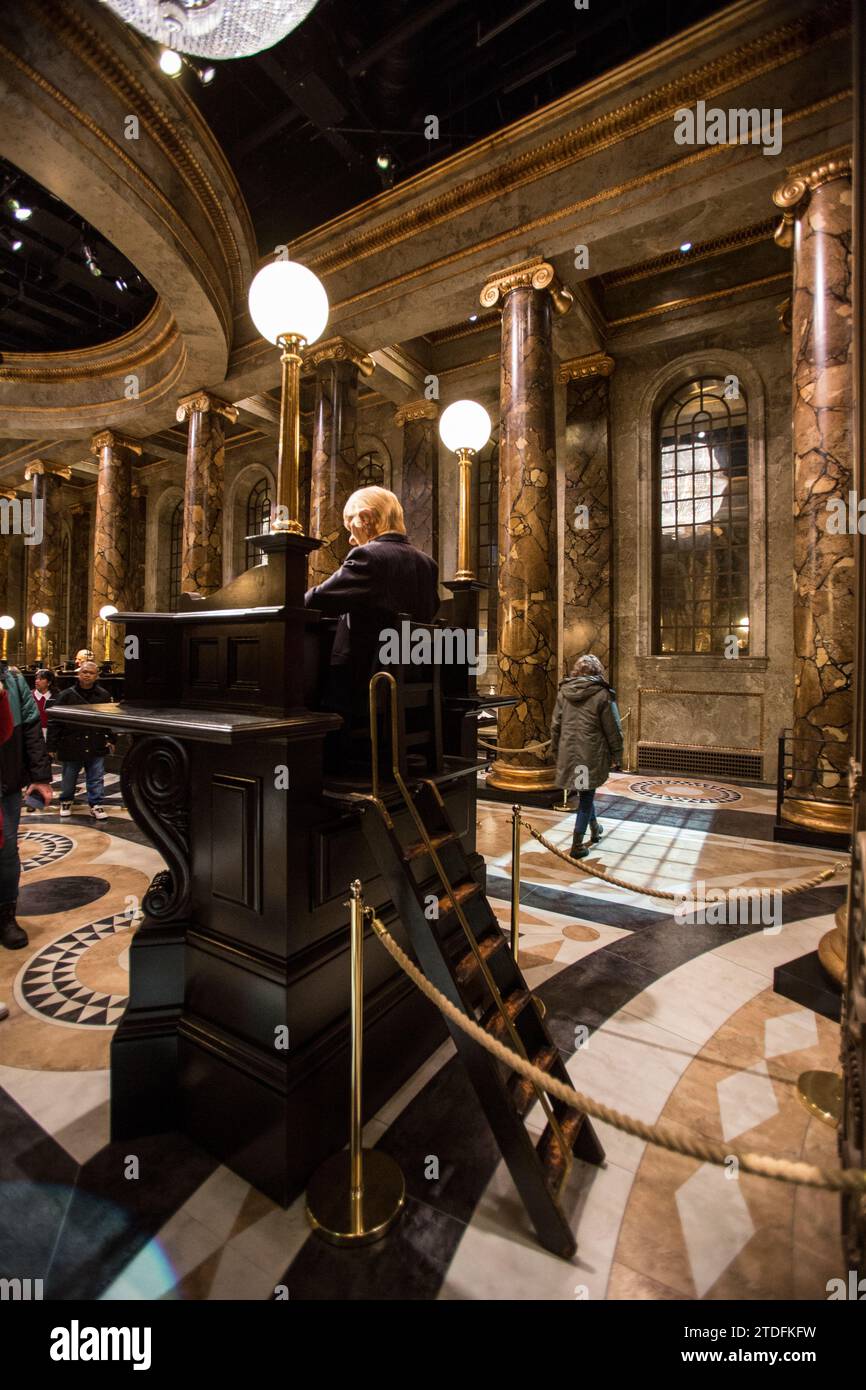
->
xmin=304 ymin=487 xmax=439 ymax=769
xmin=550 ymin=653 xmax=623 ymax=858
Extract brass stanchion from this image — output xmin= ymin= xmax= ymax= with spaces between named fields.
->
xmin=796 ymin=1070 xmax=843 ymax=1128
xmin=306 ymin=880 xmax=405 ymax=1245
xmin=510 ymin=804 xmax=545 ymax=1018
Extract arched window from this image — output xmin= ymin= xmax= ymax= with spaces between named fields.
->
xmin=655 ymin=377 xmax=749 ymax=655
xmin=357 ymin=450 xmax=385 ymax=488
xmin=169 ymin=499 xmax=183 ymax=612
xmin=245 ymin=476 xmax=272 ymax=570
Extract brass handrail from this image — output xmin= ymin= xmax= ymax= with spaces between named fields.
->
xmin=367 ymin=671 xmax=570 ymax=1177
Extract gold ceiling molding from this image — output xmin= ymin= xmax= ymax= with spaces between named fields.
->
xmin=89 ymin=430 xmax=143 ymax=456
xmin=0 ymin=42 xmax=230 ymax=344
xmin=480 ymin=258 xmax=573 ymax=315
xmin=304 ymin=337 xmax=376 ymax=376
xmin=772 ymin=154 xmax=853 ymax=246
xmin=607 ymin=272 xmax=790 ymax=328
xmin=0 ymin=313 xmax=177 ymax=383
xmin=393 ymin=400 xmax=439 ymax=426
xmin=3 ymin=350 xmax=188 ymax=420
xmin=297 ymin=1 xmax=849 ymax=278
xmin=42 ymin=0 xmax=250 ymax=302
xmin=426 ymin=313 xmax=500 ymax=345
xmin=602 ymin=219 xmax=777 ymax=288
xmin=175 ymin=391 xmax=239 ymax=424
xmin=438 ymin=352 xmax=501 ymax=378
xmin=557 ymin=352 xmax=616 ymax=383
xmin=325 ymin=89 xmax=848 ymax=325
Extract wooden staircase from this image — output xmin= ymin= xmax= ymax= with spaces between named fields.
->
xmin=359 ymin=767 xmax=605 ymax=1258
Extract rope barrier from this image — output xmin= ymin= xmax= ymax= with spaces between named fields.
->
xmin=369 ymin=912 xmax=865 ymax=1194
xmin=478 ymin=736 xmax=552 ymax=755
xmin=521 ymin=817 xmax=848 ymax=903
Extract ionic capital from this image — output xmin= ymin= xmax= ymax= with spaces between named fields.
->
xmin=175 ymin=391 xmax=239 ymax=425
xmin=393 ymin=399 xmax=439 ymax=427
xmin=772 ymin=156 xmax=852 ymax=246
xmin=89 ymin=430 xmax=143 ymax=458
xmin=557 ymin=352 xmax=615 ymax=384
xmin=304 ymin=336 xmax=375 ymax=377
xmin=24 ymin=460 xmax=73 ymax=481
xmin=480 ymin=257 xmax=573 ymax=316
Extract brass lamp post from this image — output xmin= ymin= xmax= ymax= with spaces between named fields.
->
xmin=438 ymin=399 xmax=492 ymax=580
xmin=247 ymin=260 xmax=329 ymax=533
xmin=0 ymin=616 xmax=13 ymax=660
xmin=99 ymin=604 xmax=118 ymax=666
xmin=31 ymin=611 xmax=49 ymax=665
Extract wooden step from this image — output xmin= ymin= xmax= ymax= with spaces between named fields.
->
xmin=402 ymin=831 xmax=458 ymax=862
xmin=508 ymin=1045 xmax=558 ymax=1117
xmin=452 ymin=928 xmax=508 ymax=987
xmin=537 ymin=1107 xmax=585 ymax=1190
xmin=480 ymin=988 xmax=531 ymax=1041
xmin=436 ymin=879 xmax=481 ymax=919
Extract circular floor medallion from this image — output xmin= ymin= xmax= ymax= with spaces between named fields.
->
xmin=15 ymin=910 xmax=137 ymax=1029
xmin=18 ymin=876 xmax=111 ymax=916
xmin=628 ymin=777 xmax=742 ymax=806
xmin=19 ymin=829 xmax=75 ymax=872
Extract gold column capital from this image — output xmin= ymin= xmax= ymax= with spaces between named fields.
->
xmin=89 ymin=429 xmax=143 ymax=457
xmin=305 ymin=336 xmax=376 ymax=377
xmin=393 ymin=399 xmax=439 ymax=427
xmin=557 ymin=351 xmax=615 ymax=383
xmin=23 ymin=460 xmax=73 ymax=481
xmin=175 ymin=390 xmax=239 ymax=424
xmin=480 ymin=257 xmax=573 ymax=316
xmin=0 ymin=487 xmax=18 ymax=501
xmin=772 ymin=155 xmax=852 ymax=246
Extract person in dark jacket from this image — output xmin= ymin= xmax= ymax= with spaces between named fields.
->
xmin=304 ymin=486 xmax=439 ymax=766
xmin=32 ymin=669 xmax=56 ymax=734
xmin=550 ymin=653 xmax=623 ymax=859
xmin=0 ymin=660 xmax=53 ymax=957
xmin=48 ymin=660 xmax=114 ymax=821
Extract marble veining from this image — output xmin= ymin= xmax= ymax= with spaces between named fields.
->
xmin=308 ymin=358 xmax=359 ymax=587
xmin=563 ymin=374 xmax=612 ymax=675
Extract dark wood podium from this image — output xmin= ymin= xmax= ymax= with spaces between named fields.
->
xmin=49 ymin=533 xmax=484 ymax=1205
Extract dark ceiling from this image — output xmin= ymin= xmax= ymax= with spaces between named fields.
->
xmin=0 ymin=156 xmax=156 ymax=355
xmin=1 ymin=0 xmax=738 ymax=355
xmin=187 ymin=0 xmax=738 ymax=252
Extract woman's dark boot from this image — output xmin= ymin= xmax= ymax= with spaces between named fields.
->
xmin=589 ymin=817 xmax=603 ymax=844
xmin=0 ymin=902 xmax=28 ymax=951
xmin=569 ymin=836 xmax=589 ymax=860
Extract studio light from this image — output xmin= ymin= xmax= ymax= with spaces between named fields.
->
xmin=159 ymin=47 xmax=184 ymax=76
xmin=198 ymin=64 xmax=216 ymax=84
xmin=11 ymin=237 xmax=22 ymax=252
xmin=6 ymin=198 xmax=32 ymax=222
xmin=679 ymin=241 xmax=692 ymax=253
xmin=83 ymin=245 xmax=102 ymax=277
xmin=247 ymin=259 xmax=329 ymax=533
xmin=438 ymin=400 xmax=492 ymax=582
xmin=103 ymin=1 xmax=320 ymax=59
xmin=115 ymin=276 xmax=128 ymax=292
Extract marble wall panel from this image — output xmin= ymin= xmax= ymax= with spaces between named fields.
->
xmin=563 ymin=374 xmax=612 ymax=677
xmin=308 ymin=359 xmax=359 ymax=587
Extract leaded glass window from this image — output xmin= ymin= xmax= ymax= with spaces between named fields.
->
xmin=245 ymin=475 xmax=272 ymax=570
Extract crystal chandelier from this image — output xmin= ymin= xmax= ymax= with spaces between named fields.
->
xmin=100 ymin=0 xmax=319 ymax=59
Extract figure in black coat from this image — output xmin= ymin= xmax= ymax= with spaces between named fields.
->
xmin=304 ymin=486 xmax=439 ymax=767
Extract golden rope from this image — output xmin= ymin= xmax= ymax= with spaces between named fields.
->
xmin=522 ymin=818 xmax=847 ymax=903
xmin=369 ymin=914 xmax=865 ymax=1194
xmin=478 ymin=737 xmax=552 ymax=754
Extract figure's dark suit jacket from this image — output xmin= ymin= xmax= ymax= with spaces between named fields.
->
xmin=304 ymin=532 xmax=440 ymax=714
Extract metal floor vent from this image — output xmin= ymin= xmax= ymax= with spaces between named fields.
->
xmin=636 ymin=743 xmax=763 ymax=781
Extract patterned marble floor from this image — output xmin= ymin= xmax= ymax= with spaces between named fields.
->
xmin=0 ymin=776 xmax=850 ymax=1300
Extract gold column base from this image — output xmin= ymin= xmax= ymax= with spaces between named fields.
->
xmin=780 ymin=797 xmax=852 ymax=834
xmin=818 ymin=902 xmax=847 ymax=985
xmin=796 ymin=1070 xmax=843 ymax=1128
xmin=306 ymin=1149 xmax=405 ymax=1246
xmin=487 ymin=761 xmax=557 ymax=792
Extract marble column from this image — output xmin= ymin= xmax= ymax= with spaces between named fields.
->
xmin=176 ymin=391 xmax=238 ymax=598
xmin=395 ymin=400 xmax=439 ymax=559
xmin=774 ymin=159 xmax=853 ymax=823
xmin=90 ymin=429 xmax=141 ymax=665
xmin=306 ymin=337 xmax=374 ymax=588
xmin=130 ymin=483 xmax=147 ymax=611
xmin=480 ymin=258 xmax=573 ymax=791
xmin=68 ymin=503 xmax=92 ymax=654
xmin=23 ymin=461 xmax=68 ymax=665
xmin=559 ymin=353 xmax=615 ymax=677
xmin=0 ymin=488 xmax=13 ymax=621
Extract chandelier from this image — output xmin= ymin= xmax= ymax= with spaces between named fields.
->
xmin=100 ymin=0 xmax=319 ymax=59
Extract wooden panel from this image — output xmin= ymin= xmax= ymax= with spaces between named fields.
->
xmin=211 ymin=774 xmax=261 ymax=911
xmin=188 ymin=636 xmax=221 ymax=691
xmin=227 ymin=635 xmax=261 ymax=693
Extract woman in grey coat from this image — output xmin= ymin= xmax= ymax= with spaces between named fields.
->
xmin=550 ymin=653 xmax=624 ymax=858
